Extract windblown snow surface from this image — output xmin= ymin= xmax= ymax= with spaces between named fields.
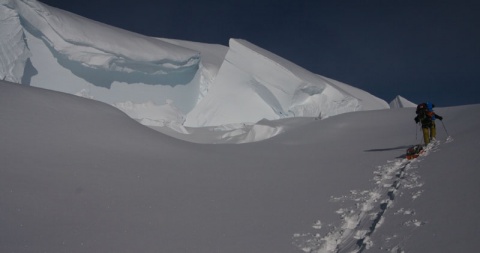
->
xmin=0 ymin=0 xmax=389 ymax=140
xmin=1 ymin=81 xmax=479 ymax=253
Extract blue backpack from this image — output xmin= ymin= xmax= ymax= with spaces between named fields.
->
xmin=426 ymin=102 xmax=436 ymax=120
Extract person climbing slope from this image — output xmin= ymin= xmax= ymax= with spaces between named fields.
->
xmin=414 ymin=102 xmax=443 ymax=145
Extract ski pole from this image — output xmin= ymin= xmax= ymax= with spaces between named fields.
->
xmin=415 ymin=123 xmax=418 ymax=140
xmin=440 ymin=120 xmax=450 ymax=136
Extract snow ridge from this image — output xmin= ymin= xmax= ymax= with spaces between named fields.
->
xmin=185 ymin=39 xmax=389 ymax=127
xmin=389 ymin=95 xmax=416 ymax=108
xmin=295 ymin=140 xmax=443 ymax=253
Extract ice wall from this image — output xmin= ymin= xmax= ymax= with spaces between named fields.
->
xmin=13 ymin=0 xmax=200 ymax=75
xmin=0 ymin=0 xmax=208 ymax=125
xmin=0 ymin=0 xmax=31 ymax=82
xmin=185 ymin=39 xmax=389 ymax=127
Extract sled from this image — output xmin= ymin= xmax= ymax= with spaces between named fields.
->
xmin=406 ymin=144 xmax=424 ymax=160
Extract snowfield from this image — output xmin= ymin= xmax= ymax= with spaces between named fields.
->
xmin=1 ymin=1 xmax=479 ymax=252
xmin=1 ymin=81 xmax=479 ymax=253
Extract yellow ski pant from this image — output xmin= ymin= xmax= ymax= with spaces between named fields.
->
xmin=422 ymin=122 xmax=436 ymax=145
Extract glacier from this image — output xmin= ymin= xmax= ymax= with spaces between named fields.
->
xmin=1 ymin=0 xmax=390 ymax=141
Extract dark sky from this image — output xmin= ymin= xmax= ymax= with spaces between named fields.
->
xmin=39 ymin=0 xmax=480 ymax=106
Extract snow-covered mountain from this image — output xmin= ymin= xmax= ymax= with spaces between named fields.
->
xmin=389 ymin=95 xmax=416 ymax=108
xmin=1 ymin=80 xmax=479 ymax=253
xmin=1 ymin=0 xmax=389 ymax=133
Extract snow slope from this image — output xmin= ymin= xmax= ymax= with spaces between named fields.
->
xmin=1 ymin=0 xmax=388 ymax=133
xmin=1 ymin=81 xmax=479 ymax=253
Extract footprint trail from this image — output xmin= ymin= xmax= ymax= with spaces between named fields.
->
xmin=294 ymin=139 xmax=445 ymax=253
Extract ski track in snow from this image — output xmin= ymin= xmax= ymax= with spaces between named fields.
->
xmin=294 ymin=138 xmax=452 ymax=253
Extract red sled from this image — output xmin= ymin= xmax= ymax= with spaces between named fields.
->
xmin=406 ymin=145 xmax=424 ymax=160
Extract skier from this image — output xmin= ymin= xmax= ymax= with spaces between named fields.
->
xmin=414 ymin=102 xmax=443 ymax=145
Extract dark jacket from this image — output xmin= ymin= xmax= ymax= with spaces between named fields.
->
xmin=415 ymin=111 xmax=443 ymax=128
